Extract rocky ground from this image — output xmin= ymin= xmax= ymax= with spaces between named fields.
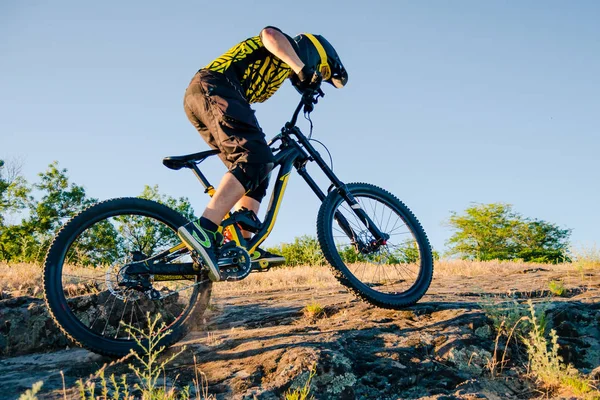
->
xmin=1 ymin=264 xmax=599 ymax=399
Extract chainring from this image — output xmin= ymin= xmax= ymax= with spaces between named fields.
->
xmin=218 ymin=244 xmax=252 ymax=281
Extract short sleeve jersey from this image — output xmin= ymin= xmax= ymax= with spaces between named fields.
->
xmin=204 ymin=28 xmax=297 ymax=104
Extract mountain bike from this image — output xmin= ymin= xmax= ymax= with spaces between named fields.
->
xmin=43 ymin=89 xmax=434 ymax=357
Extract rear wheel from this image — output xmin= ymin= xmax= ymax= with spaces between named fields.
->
xmin=317 ymin=183 xmax=433 ymax=309
xmin=43 ymin=197 xmax=211 ymax=357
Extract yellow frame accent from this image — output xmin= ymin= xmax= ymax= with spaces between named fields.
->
xmin=247 ymin=171 xmax=291 ymax=254
xmin=171 ymin=169 xmax=290 ymax=256
xmin=169 ymin=242 xmax=188 ymax=253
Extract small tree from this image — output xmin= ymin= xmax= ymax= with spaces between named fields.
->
xmin=25 ymin=162 xmax=97 ymax=262
xmin=0 ymin=158 xmax=31 ymax=225
xmin=119 ymin=185 xmax=195 ymax=256
xmin=446 ymin=203 xmax=570 ymax=263
xmin=31 ymin=161 xmax=95 ymax=234
xmin=515 ymin=220 xmax=571 ymax=263
xmin=66 ymin=184 xmax=196 ymax=265
xmin=1 ymin=161 xmax=97 ymax=262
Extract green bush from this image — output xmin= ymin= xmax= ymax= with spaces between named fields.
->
xmin=266 ymin=235 xmax=325 ymax=266
xmin=268 ymin=235 xmax=438 ymax=266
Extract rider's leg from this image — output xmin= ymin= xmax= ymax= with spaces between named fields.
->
xmin=181 ymin=70 xmax=276 ymax=279
xmin=203 ymin=172 xmax=245 ymax=225
xmin=178 ymin=162 xmax=272 ymax=281
xmin=178 ymin=170 xmax=251 ymax=282
xmin=234 ymin=176 xmax=268 ymax=239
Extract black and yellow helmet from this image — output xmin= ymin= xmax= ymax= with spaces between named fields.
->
xmin=292 ymin=33 xmax=348 ymax=89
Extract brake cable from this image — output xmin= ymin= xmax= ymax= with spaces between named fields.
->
xmin=304 ymin=107 xmax=334 ymax=171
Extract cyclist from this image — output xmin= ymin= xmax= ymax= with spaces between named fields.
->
xmin=178 ymin=26 xmax=348 ymax=281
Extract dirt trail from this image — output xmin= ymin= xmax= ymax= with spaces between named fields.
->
xmin=1 ymin=266 xmax=599 ymax=399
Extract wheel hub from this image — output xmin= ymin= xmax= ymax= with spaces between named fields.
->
xmin=106 ymin=258 xmax=144 ymax=301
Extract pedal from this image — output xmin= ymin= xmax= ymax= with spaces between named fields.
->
xmin=251 ymin=259 xmax=271 ymax=272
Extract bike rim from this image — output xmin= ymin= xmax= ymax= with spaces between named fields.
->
xmin=329 ymin=193 xmax=425 ymax=297
xmin=57 ymin=211 xmax=200 ymax=342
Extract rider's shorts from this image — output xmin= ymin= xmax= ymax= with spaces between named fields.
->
xmin=183 ymin=69 xmax=274 ymax=201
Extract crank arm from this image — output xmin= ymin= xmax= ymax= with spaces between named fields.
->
xmin=217 ymin=257 xmax=240 ymax=268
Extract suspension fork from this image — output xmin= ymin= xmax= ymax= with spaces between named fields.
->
xmin=291 ymin=127 xmax=388 ymax=244
xmin=339 ymin=188 xmax=389 ymax=245
xmin=281 ymin=137 xmax=353 ymax=242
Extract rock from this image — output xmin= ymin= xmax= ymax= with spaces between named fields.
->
xmin=311 ymin=350 xmax=357 ymax=399
xmin=0 ymin=296 xmax=69 ymax=356
xmin=590 ymin=365 xmax=600 ymax=381
xmin=0 ymin=264 xmax=598 ymax=399
xmin=475 ymin=325 xmax=492 ymax=339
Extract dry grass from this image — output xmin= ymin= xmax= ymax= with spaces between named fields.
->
xmin=213 ymin=265 xmax=338 ymax=295
xmin=0 ymin=262 xmax=44 ymax=297
xmin=0 ymin=262 xmax=112 ymax=298
xmin=1 ymin=259 xmax=595 ymax=298
xmin=433 ymin=259 xmax=577 ymax=277
xmin=215 ymin=260 xmax=590 ymax=296
xmin=571 ymin=244 xmax=600 ymax=269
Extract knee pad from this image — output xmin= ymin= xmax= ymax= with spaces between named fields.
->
xmin=230 ymin=162 xmax=274 ymax=193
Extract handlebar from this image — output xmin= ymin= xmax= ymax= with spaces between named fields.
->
xmin=288 ymin=88 xmax=325 ymax=128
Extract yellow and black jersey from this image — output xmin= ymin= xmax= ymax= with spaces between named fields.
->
xmin=204 ymin=27 xmax=296 ymax=104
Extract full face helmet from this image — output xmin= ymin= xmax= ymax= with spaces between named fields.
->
xmin=291 ymin=33 xmax=348 ymax=90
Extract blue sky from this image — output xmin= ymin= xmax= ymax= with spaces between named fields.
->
xmin=2 ymin=1 xmax=599 ymax=253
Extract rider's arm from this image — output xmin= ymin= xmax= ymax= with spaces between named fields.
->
xmin=260 ymin=27 xmax=304 ymax=73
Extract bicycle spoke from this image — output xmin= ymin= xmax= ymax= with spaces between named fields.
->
xmin=328 ymin=191 xmax=425 ymax=297
xmin=57 ymin=211 xmax=203 ymax=344
xmin=114 ymin=300 xmax=129 ymax=339
xmin=101 ymin=295 xmax=119 ymax=336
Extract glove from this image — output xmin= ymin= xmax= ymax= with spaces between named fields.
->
xmin=295 ymin=65 xmax=322 ymax=93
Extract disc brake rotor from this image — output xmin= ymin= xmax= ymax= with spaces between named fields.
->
xmin=105 ymin=258 xmax=143 ymax=301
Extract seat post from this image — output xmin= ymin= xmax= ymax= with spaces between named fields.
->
xmin=189 ymin=162 xmax=215 ymax=194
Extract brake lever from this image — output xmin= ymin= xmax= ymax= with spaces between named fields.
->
xmin=302 ymin=88 xmax=325 ymax=114
xmin=267 ymin=133 xmax=282 ymax=146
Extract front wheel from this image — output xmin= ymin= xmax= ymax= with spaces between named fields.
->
xmin=43 ymin=197 xmax=212 ymax=357
xmin=317 ymin=183 xmax=433 ymax=309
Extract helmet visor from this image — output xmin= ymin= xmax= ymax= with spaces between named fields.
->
xmin=329 ymin=65 xmax=348 ymax=88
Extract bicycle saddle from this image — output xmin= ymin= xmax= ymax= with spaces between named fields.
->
xmin=162 ymin=149 xmax=220 ymax=170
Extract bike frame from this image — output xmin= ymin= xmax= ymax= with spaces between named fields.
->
xmin=190 ymin=92 xmax=388 ymax=253
xmin=129 ymin=91 xmax=388 ymax=277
